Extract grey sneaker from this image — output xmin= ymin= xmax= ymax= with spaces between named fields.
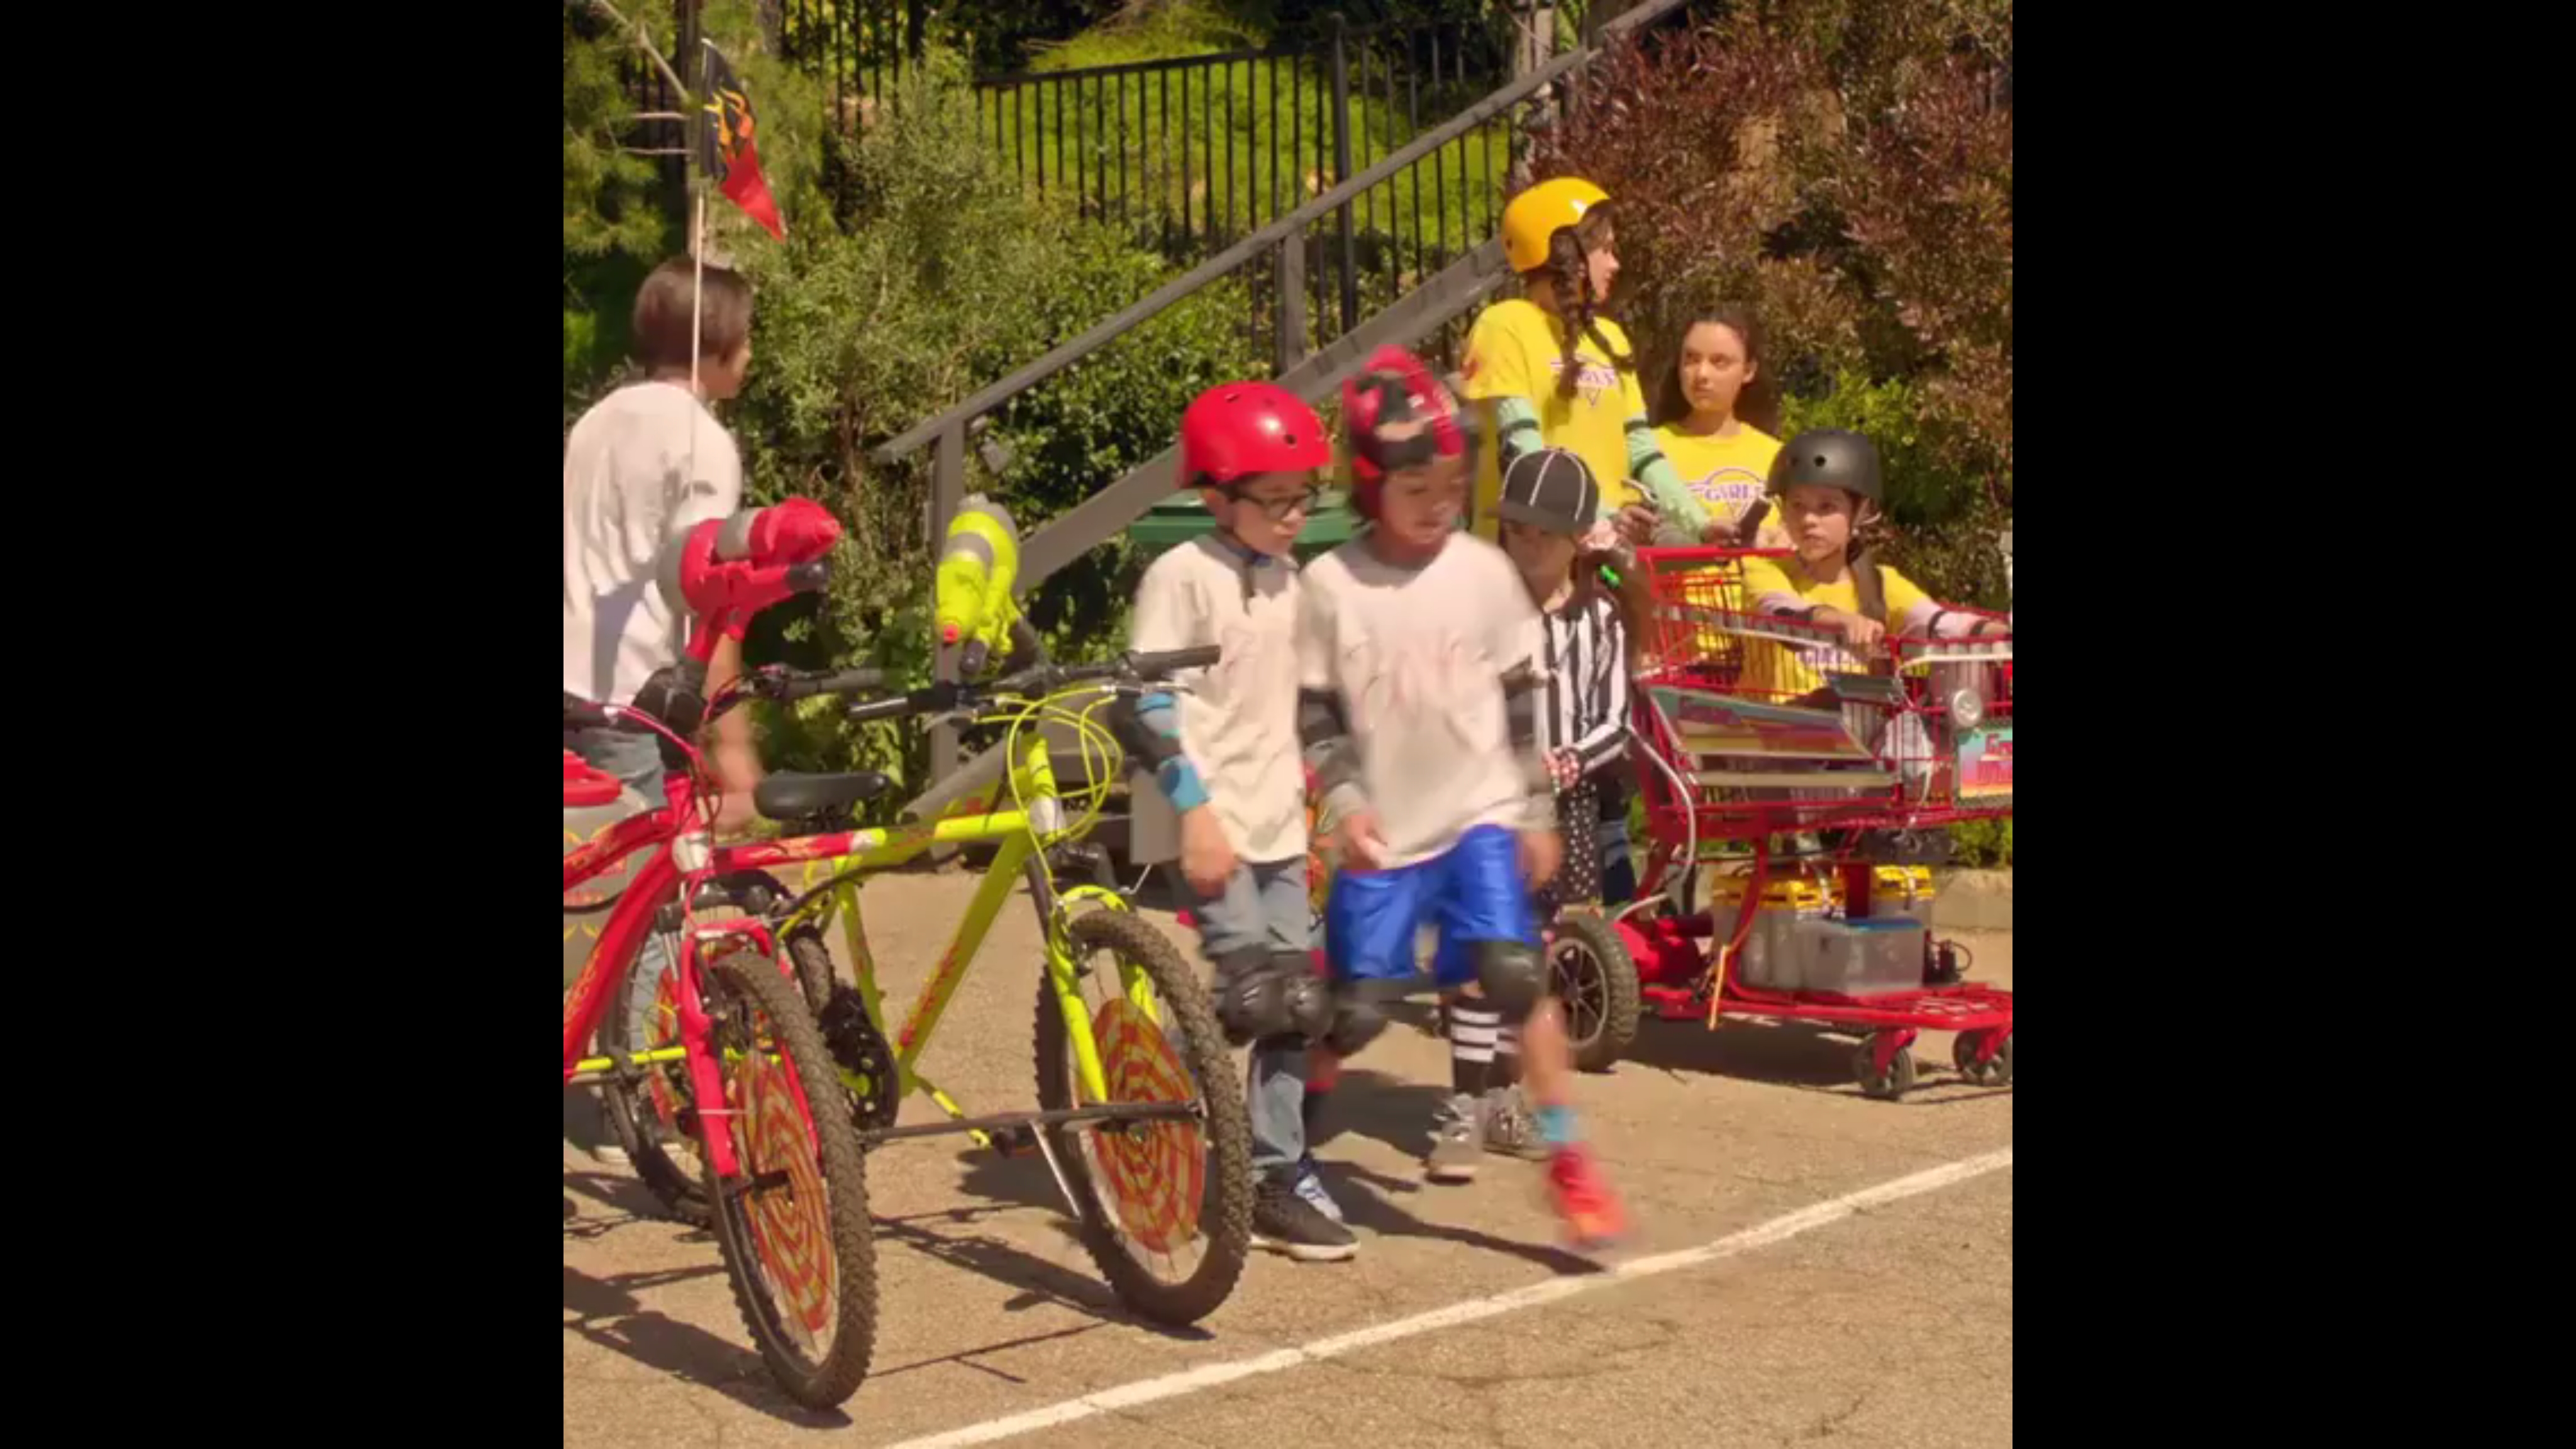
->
xmin=1291 ymin=1155 xmax=1346 ymax=1224
xmin=1252 ymin=1176 xmax=1360 ymax=1262
xmin=1481 ymin=1086 xmax=1549 ymax=1161
xmin=1426 ymin=1092 xmax=1484 ymax=1183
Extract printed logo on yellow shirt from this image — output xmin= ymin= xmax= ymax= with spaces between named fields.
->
xmin=1545 ymin=357 xmax=1621 ymax=407
xmin=1687 ymin=466 xmax=1769 ymax=519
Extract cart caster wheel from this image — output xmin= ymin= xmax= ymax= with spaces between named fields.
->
xmin=1953 ymin=1030 xmax=2010 ymax=1085
xmin=1854 ymin=1034 xmax=1918 ymax=1100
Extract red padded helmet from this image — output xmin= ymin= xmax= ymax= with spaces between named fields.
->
xmin=1340 ymin=346 xmax=1470 ymax=519
xmin=1179 ymin=381 xmax=1330 ymax=488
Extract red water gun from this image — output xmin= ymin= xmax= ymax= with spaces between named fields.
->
xmin=657 ymin=497 xmax=841 ymax=661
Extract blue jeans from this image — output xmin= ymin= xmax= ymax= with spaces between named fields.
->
xmin=1189 ymin=856 xmax=1315 ymax=1182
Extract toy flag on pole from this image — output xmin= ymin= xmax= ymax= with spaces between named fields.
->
xmin=697 ymin=40 xmax=786 ymax=241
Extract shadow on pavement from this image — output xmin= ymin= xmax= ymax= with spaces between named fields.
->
xmin=561 ymin=1263 xmax=853 ymax=1428
xmin=1620 ymin=1016 xmax=2012 ymax=1104
xmin=845 ymin=1145 xmax=1213 ymax=1343
xmin=562 ymin=1167 xmax=714 ymax=1244
xmin=1306 ymin=1069 xmax=1604 ymax=1277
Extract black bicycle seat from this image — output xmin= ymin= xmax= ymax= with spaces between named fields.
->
xmin=754 ymin=771 xmax=894 ymax=821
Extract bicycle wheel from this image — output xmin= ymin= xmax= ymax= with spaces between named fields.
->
xmin=600 ymin=931 xmax=709 ymax=1224
xmin=599 ymin=871 xmax=786 ymax=1224
xmin=1033 ymin=909 xmax=1252 ymax=1326
xmin=784 ymin=922 xmax=840 ymax=1016
xmin=700 ymin=947 xmax=879 ymax=1409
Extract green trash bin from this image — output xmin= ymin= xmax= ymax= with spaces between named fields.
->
xmin=1126 ymin=487 xmax=1360 ymax=562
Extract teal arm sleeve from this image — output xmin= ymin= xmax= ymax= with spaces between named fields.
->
xmin=1625 ymin=419 xmax=1711 ymax=533
xmin=1494 ymin=394 xmax=1545 ymax=466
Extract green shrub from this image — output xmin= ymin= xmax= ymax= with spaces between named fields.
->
xmin=1948 ymin=817 xmax=2012 ymax=869
xmin=706 ymin=52 xmax=1262 ymax=795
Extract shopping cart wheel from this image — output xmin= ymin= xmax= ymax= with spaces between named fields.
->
xmin=1853 ymin=1033 xmax=1918 ymax=1100
xmin=1953 ymin=1029 xmax=2012 ymax=1087
xmin=1550 ymin=912 xmax=1642 ymax=1073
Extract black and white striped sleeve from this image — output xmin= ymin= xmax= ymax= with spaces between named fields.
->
xmin=1550 ymin=595 xmax=1628 ymax=778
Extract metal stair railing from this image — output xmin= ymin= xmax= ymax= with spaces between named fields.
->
xmin=874 ymin=0 xmax=1699 ymax=780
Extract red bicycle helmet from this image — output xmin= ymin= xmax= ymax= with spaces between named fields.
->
xmin=1179 ymin=380 xmax=1330 ymax=488
xmin=1340 ymin=346 xmax=1469 ymax=519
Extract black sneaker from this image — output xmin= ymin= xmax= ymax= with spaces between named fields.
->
xmin=1251 ymin=1175 xmax=1359 ymax=1262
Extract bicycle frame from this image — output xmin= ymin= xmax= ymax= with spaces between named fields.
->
xmin=562 ymin=769 xmax=796 ymax=1184
xmin=721 ymin=711 xmax=1152 ymax=1147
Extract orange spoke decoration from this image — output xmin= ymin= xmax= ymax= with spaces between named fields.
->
xmin=1087 ymin=997 xmax=1204 ymax=1255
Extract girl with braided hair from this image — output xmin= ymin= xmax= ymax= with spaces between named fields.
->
xmin=1460 ymin=177 xmax=1725 ymax=552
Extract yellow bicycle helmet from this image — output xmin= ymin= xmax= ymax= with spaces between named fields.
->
xmin=1501 ymin=176 xmax=1611 ymax=273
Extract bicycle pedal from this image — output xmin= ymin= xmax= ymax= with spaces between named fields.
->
xmin=989 ymin=1124 xmax=1040 ymax=1157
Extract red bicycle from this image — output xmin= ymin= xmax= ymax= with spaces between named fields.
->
xmin=562 ymin=506 xmax=881 ymax=1408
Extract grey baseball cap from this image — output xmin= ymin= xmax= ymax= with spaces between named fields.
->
xmin=1496 ymin=447 xmax=1599 ymax=534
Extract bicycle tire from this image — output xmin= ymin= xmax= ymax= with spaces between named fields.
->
xmin=597 ymin=870 xmax=789 ymax=1224
xmin=700 ymin=947 xmax=879 ymax=1409
xmin=600 ymin=938 xmax=709 ymax=1225
xmin=1033 ymin=909 xmax=1252 ymax=1326
xmin=784 ymin=923 xmax=840 ymax=1016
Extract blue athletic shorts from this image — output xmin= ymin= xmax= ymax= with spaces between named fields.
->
xmin=1324 ymin=824 xmax=1535 ymax=992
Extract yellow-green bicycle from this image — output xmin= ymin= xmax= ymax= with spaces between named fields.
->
xmin=614 ymin=647 xmax=1253 ymax=1328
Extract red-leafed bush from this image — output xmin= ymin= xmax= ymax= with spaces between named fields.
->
xmin=1531 ymin=0 xmax=2013 ymax=607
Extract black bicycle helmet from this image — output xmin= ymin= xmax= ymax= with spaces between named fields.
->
xmin=1768 ymin=428 xmax=1882 ymax=504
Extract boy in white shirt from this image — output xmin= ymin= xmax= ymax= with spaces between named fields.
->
xmin=562 ymin=256 xmax=762 ymax=1166
xmin=562 ymin=255 xmax=761 ymax=826
xmin=1119 ymin=381 xmax=1355 ymax=1262
xmin=1300 ymin=348 xmax=1629 ymax=1248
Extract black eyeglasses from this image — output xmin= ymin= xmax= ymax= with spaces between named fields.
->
xmin=1232 ymin=486 xmax=1323 ymax=521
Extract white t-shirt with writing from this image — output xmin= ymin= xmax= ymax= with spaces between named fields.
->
xmin=1298 ymin=532 xmax=1550 ymax=869
xmin=563 ymin=381 xmax=745 ymax=705
xmin=1128 ymin=535 xmax=1308 ymax=865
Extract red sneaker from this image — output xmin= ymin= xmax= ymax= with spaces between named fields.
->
xmin=1545 ymin=1144 xmax=1628 ymax=1248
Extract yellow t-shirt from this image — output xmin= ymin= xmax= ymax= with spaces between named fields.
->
xmin=1653 ymin=423 xmax=1782 ymax=535
xmin=1460 ymin=298 xmax=1647 ymax=538
xmin=1735 ymin=553 xmax=1934 ymax=700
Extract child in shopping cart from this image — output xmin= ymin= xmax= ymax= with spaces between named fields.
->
xmin=1739 ymin=428 xmax=2011 ymax=692
xmin=1450 ymin=447 xmax=1636 ymax=1162
xmin=1738 ymin=428 xmax=2009 ymax=850
xmin=1300 ymin=347 xmax=1628 ymax=1248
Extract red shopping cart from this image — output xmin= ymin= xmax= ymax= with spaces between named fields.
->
xmin=1577 ymin=545 xmax=2014 ymax=1099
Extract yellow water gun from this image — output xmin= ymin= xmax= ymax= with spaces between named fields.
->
xmin=933 ymin=494 xmax=1025 ymax=675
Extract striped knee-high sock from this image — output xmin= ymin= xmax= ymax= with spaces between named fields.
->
xmin=1449 ymin=1002 xmax=1502 ymax=1097
xmin=1491 ymin=1023 xmax=1522 ymax=1089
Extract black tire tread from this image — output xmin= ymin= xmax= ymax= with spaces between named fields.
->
xmin=701 ymin=948 xmax=880 ymax=1409
xmin=600 ymin=952 xmax=711 ymax=1225
xmin=1555 ymin=911 xmax=1643 ymax=1074
xmin=1033 ymin=909 xmax=1252 ymax=1326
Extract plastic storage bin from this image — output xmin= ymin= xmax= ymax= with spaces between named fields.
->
xmin=1707 ymin=873 xmax=1833 ymax=992
xmin=1802 ymin=916 xmax=1929 ymax=997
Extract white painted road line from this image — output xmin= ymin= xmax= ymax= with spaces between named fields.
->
xmin=874 ymin=1146 xmax=2014 ymax=1449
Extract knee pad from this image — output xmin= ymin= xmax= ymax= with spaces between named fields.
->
xmin=1213 ymin=949 xmax=1324 ymax=1046
xmin=1275 ymin=951 xmax=1336 ymax=1041
xmin=1473 ymin=940 xmax=1546 ymax=1023
xmin=1322 ymin=984 xmax=1392 ymax=1059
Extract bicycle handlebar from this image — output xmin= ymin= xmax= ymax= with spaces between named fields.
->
xmin=843 ymin=645 xmax=1222 ymax=723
